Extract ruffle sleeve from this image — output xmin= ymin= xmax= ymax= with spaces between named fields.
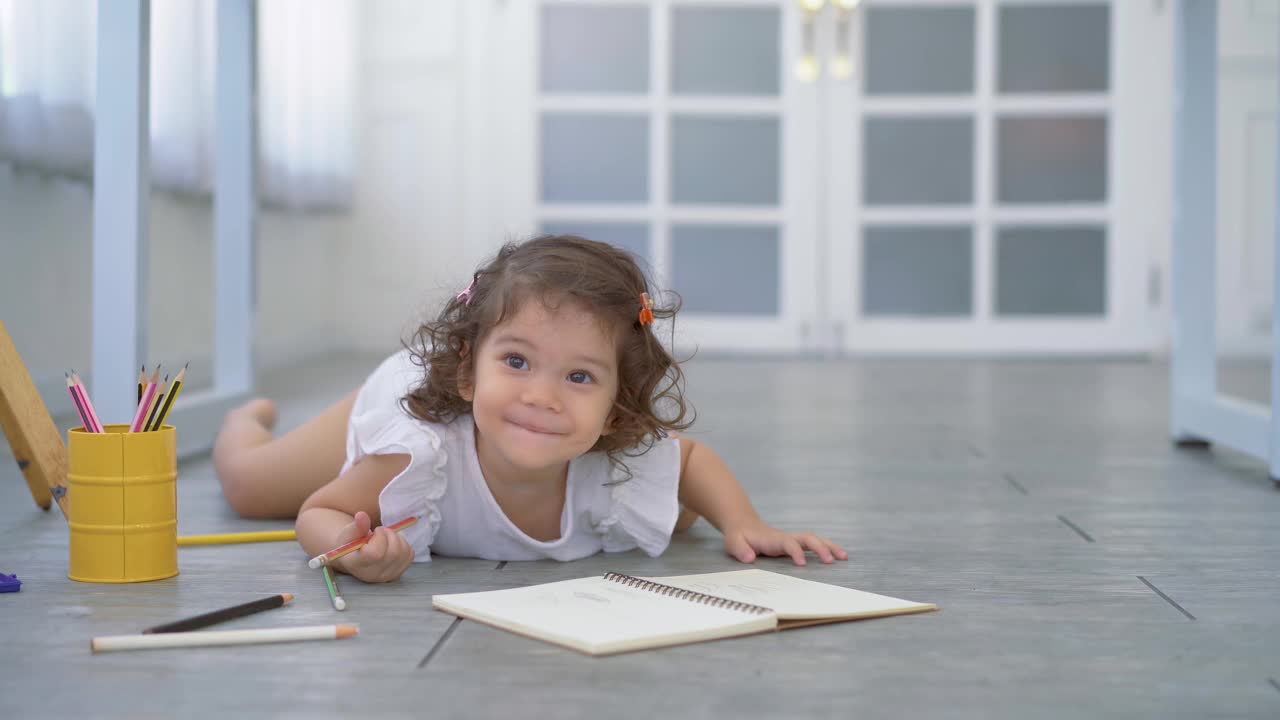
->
xmin=591 ymin=435 xmax=682 ymax=557
xmin=346 ymin=402 xmax=448 ymax=562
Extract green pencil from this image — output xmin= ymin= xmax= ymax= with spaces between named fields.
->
xmin=323 ymin=564 xmax=346 ymax=611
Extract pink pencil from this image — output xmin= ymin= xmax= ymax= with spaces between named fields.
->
xmin=130 ymin=365 xmax=160 ymax=432
xmin=65 ymin=373 xmax=95 ymax=432
xmin=70 ymin=371 xmax=103 ymax=433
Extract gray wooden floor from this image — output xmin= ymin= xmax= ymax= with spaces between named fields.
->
xmin=3 ymin=355 xmax=1278 ymax=718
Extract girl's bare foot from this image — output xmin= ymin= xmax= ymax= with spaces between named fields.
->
xmin=213 ymin=398 xmax=279 ymax=507
xmin=238 ymin=398 xmax=278 ymax=431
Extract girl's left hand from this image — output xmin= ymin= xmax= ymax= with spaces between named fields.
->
xmin=722 ymin=521 xmax=848 ymax=566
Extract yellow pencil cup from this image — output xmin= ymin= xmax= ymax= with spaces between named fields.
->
xmin=67 ymin=424 xmax=178 ymax=583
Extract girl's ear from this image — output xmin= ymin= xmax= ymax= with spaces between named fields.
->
xmin=599 ymin=408 xmax=618 ymax=436
xmin=456 ymin=341 xmax=475 ymax=401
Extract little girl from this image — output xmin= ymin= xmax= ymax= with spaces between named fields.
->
xmin=213 ymin=235 xmax=847 ymax=583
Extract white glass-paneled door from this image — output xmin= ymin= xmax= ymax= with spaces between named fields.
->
xmin=520 ymin=0 xmax=822 ymax=353
xmin=505 ymin=0 xmax=1156 ymax=354
xmin=824 ymin=0 xmax=1152 ymax=353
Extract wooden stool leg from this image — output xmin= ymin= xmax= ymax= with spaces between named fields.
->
xmin=0 ymin=320 xmax=69 ymax=519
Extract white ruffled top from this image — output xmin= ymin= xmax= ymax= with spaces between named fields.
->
xmin=340 ymin=350 xmax=682 ymax=562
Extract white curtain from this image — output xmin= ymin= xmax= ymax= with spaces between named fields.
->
xmin=258 ymin=0 xmax=355 ymax=209
xmin=0 ymin=0 xmax=354 ymax=209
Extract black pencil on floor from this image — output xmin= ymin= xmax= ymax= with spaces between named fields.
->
xmin=141 ymin=593 xmax=293 ymax=634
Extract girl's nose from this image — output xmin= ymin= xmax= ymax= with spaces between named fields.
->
xmin=521 ymin=377 xmax=560 ymax=411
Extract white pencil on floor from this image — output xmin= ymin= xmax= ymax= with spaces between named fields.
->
xmin=91 ymin=624 xmax=358 ymax=653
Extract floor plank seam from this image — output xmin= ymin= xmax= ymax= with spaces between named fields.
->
xmin=1003 ymin=472 xmax=1029 ymax=495
xmin=417 ymin=617 xmax=463 ymax=669
xmin=1136 ymin=576 xmax=1196 ymax=621
xmin=1056 ymin=514 xmax=1094 ymax=543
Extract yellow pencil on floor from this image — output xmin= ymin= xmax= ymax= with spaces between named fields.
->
xmin=177 ymin=530 xmax=297 ymax=546
xmin=91 ymin=624 xmax=358 ymax=653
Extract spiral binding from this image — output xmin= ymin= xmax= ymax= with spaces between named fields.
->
xmin=603 ymin=572 xmax=772 ymax=616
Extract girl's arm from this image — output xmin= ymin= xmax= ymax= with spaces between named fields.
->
xmin=675 ymin=436 xmax=848 ymax=566
xmin=296 ymin=453 xmax=414 ymax=582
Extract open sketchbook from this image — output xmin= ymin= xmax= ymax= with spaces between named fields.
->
xmin=431 ymin=569 xmax=937 ymax=656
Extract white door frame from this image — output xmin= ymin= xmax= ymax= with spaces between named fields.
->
xmin=1169 ymin=0 xmax=1280 ymax=486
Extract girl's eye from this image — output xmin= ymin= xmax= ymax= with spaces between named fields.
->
xmin=504 ymin=354 xmax=528 ymax=370
xmin=568 ymin=370 xmax=593 ymax=385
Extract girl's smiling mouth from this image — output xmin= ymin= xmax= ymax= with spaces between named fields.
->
xmin=505 ymin=417 xmax=565 ymax=436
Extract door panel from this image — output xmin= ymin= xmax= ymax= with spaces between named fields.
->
xmin=529 ymin=0 xmax=819 ymax=354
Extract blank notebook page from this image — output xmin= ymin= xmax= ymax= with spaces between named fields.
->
xmin=644 ymin=569 xmax=933 ymax=620
xmin=433 ymin=576 xmax=771 ymax=649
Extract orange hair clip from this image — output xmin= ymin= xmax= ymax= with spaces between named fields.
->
xmin=637 ymin=293 xmax=655 ymax=326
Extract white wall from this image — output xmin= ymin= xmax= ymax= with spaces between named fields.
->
xmin=333 ymin=0 xmax=469 ymax=354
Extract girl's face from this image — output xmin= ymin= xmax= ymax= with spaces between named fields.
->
xmin=461 ymin=299 xmax=619 ymax=475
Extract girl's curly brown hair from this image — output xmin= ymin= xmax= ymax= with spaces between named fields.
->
xmin=400 ymin=234 xmax=692 ymax=475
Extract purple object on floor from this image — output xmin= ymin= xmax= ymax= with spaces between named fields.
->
xmin=0 ymin=573 xmax=20 ymax=593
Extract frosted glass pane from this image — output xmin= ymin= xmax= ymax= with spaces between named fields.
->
xmin=996 ymin=226 xmax=1106 ymax=316
xmin=865 ymin=6 xmax=974 ymax=95
xmin=671 ymin=115 xmax=779 ymax=205
xmin=671 ymin=6 xmax=780 ymax=96
xmin=672 ymin=225 xmax=778 ymax=315
xmin=541 ymin=5 xmax=649 ymax=94
xmin=999 ymin=5 xmax=1109 ymax=93
xmin=863 ymin=117 xmax=973 ymax=205
xmin=539 ymin=221 xmax=650 ymax=268
xmin=862 ymin=226 xmax=973 ymax=316
xmin=541 ymin=114 xmax=648 ymax=203
xmin=997 ymin=116 xmax=1107 ymax=204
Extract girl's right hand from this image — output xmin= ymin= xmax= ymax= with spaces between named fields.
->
xmin=331 ymin=511 xmax=415 ymax=583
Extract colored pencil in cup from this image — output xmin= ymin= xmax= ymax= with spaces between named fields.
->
xmin=141 ymin=593 xmax=294 ymax=634
xmin=92 ymin=624 xmax=357 ymax=653
xmin=307 ymin=516 xmax=418 ymax=569
xmin=137 ymin=365 xmax=145 ymax=405
xmin=323 ymin=565 xmax=346 ymax=611
xmin=70 ymin=371 xmax=104 ymax=433
xmin=177 ymin=529 xmax=297 ymax=546
xmin=130 ymin=365 xmax=160 ymax=432
xmin=65 ymin=372 xmax=94 ymax=432
xmin=143 ymin=373 xmax=169 ymax=434
xmin=149 ymin=362 xmax=186 ymax=431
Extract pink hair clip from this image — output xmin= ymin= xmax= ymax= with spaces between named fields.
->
xmin=456 ymin=274 xmax=478 ymax=306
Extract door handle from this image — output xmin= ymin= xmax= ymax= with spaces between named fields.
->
xmin=795 ymin=0 xmax=824 ymax=82
xmin=830 ymin=0 xmax=862 ymax=80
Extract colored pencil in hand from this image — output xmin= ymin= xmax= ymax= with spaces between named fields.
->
xmin=149 ymin=362 xmax=186 ymax=431
xmin=307 ymin=516 xmax=418 ymax=569
xmin=142 ymin=593 xmax=294 ymax=634
xmin=92 ymin=624 xmax=357 ymax=653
